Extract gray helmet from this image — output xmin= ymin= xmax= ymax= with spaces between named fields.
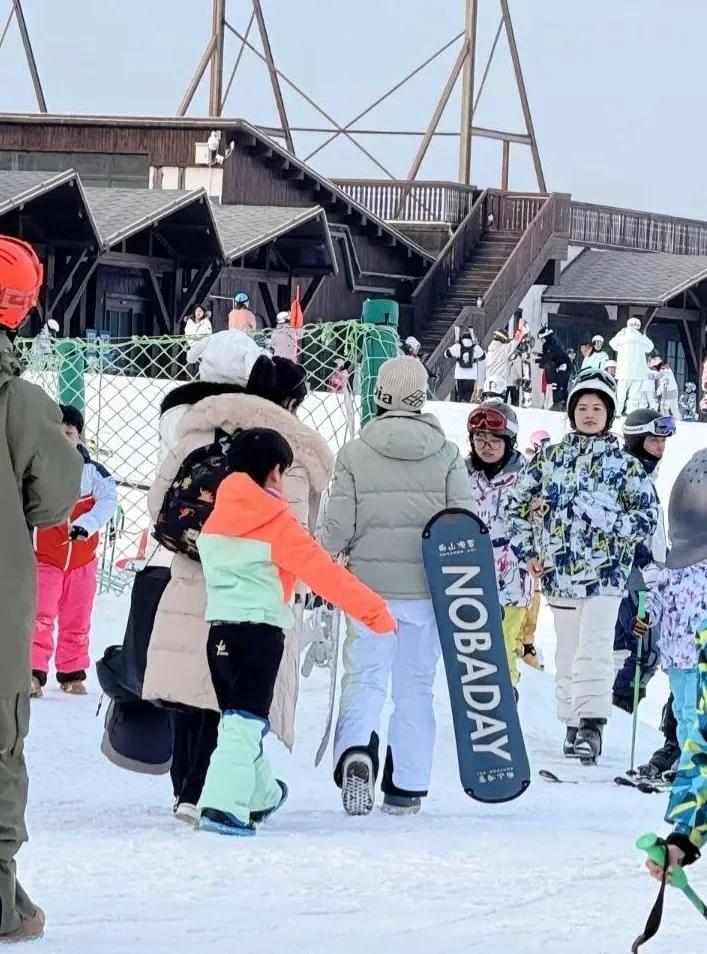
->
xmin=667 ymin=449 xmax=707 ymax=568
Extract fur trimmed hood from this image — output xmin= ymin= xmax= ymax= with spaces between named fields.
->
xmin=176 ymin=392 xmax=334 ymax=492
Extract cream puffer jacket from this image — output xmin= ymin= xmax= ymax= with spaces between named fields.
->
xmin=319 ymin=410 xmax=471 ymax=598
xmin=143 ymin=393 xmax=334 ymax=748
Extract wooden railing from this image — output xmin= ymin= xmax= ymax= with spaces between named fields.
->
xmin=427 ymin=192 xmax=571 ymax=398
xmin=333 ymin=179 xmax=477 ymax=225
xmin=410 ymin=190 xmax=489 ymax=337
xmin=570 ymin=201 xmax=707 ymax=255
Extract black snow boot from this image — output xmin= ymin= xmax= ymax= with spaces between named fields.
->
xmin=563 ymin=726 xmax=579 ymax=758
xmin=638 ymin=697 xmax=680 ymax=778
xmin=574 ymin=718 xmax=605 ymax=765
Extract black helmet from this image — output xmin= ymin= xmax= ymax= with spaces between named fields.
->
xmin=623 ymin=409 xmax=674 ymax=465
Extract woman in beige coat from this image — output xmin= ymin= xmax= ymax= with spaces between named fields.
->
xmin=145 ymin=358 xmax=333 ymax=816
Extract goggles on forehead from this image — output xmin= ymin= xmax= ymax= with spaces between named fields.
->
xmin=572 ymin=366 xmax=617 ymax=391
xmin=624 ymin=415 xmax=676 ymax=438
xmin=467 ymin=406 xmax=518 ymax=435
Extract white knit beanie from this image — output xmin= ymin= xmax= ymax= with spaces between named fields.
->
xmin=187 ymin=330 xmax=263 ymax=386
xmin=375 ymin=355 xmax=428 ymax=412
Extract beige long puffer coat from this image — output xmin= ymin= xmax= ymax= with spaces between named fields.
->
xmin=143 ymin=393 xmax=334 ymax=747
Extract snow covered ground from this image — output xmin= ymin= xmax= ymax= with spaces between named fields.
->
xmin=21 ymin=406 xmax=707 ymax=953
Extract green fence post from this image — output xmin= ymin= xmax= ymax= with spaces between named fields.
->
xmin=360 ymin=299 xmax=400 ymax=426
xmin=56 ymin=340 xmax=85 ymax=412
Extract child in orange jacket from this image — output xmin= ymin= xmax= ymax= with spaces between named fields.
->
xmin=196 ymin=427 xmax=395 ymax=836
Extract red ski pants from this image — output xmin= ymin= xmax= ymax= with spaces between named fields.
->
xmin=31 ymin=560 xmax=98 ymax=675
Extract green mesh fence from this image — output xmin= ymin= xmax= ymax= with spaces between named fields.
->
xmin=17 ymin=321 xmax=398 ymax=591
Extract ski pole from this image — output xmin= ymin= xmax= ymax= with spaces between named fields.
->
xmin=629 ymin=592 xmax=648 ymax=773
xmin=637 ymin=833 xmax=707 ymax=918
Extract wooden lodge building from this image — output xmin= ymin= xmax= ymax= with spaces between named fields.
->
xmin=1 ymin=112 xmax=706 ymax=394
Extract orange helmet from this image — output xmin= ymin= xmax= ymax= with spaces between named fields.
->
xmin=0 ymin=236 xmax=43 ymax=330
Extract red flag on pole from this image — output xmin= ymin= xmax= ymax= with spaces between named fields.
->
xmin=290 ymin=284 xmax=304 ymax=329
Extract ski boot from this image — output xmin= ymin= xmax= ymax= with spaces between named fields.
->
xmin=563 ymin=726 xmax=578 ymax=758
xmin=199 ymin=808 xmax=255 ymax=837
xmin=574 ymin=718 xmax=605 ymax=765
xmin=380 ymin=794 xmax=421 ymax=816
xmin=30 ymin=671 xmax=46 ymax=699
xmin=57 ymin=670 xmax=87 ymax=695
xmin=341 ymin=752 xmax=375 ymax=817
xmin=251 ymin=780 xmax=289 ymax=825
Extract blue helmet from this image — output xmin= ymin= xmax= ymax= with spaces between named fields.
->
xmin=234 ymin=292 xmax=250 ymax=306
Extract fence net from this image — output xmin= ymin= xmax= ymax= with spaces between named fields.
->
xmin=17 ymin=321 xmax=399 ymax=591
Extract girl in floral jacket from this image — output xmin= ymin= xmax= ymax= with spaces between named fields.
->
xmin=506 ymin=368 xmax=657 ymax=763
xmin=466 ymin=401 xmax=533 ymax=688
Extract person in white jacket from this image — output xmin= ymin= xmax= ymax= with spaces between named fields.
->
xmin=652 ymin=356 xmax=681 ymax=420
xmin=184 ymin=306 xmax=212 ymax=338
xmin=609 ymin=317 xmax=654 ymax=415
xmin=484 ymin=329 xmax=525 ymax=399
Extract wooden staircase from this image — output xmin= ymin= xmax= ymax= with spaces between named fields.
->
xmin=418 ymin=230 xmax=523 ymax=356
xmin=411 ymin=190 xmax=571 ymax=398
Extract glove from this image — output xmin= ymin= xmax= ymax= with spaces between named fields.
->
xmin=632 ymin=615 xmax=650 ymax=639
xmin=573 ymin=490 xmax=620 ymax=532
xmin=69 ymin=525 xmax=89 ymax=541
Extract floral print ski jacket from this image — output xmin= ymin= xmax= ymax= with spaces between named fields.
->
xmin=467 ymin=451 xmax=533 ymax=608
xmin=647 ymin=560 xmax=707 ymax=670
xmin=505 ymin=432 xmax=658 ymax=599
xmin=667 ymin=620 xmax=707 ymax=853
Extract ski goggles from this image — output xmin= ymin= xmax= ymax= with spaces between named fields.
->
xmin=623 ymin=415 xmax=676 ymax=438
xmin=467 ymin=406 xmax=518 ymax=436
xmin=572 ymin=366 xmax=617 ymax=392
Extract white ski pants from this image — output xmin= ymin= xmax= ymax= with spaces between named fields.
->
xmin=616 ymin=379 xmax=643 ymax=416
xmin=334 ymin=599 xmax=440 ymax=794
xmin=548 ymin=596 xmax=622 ymax=725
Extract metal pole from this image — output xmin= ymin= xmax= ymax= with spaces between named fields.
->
xmin=178 ymin=34 xmax=217 ymax=117
xmin=225 ymin=21 xmax=399 ymax=178
xmin=499 ymin=0 xmax=546 ymax=191
xmin=458 ymin=0 xmax=478 ymax=184
xmin=403 ymin=40 xmax=469 ymax=188
xmin=251 ymin=0 xmax=295 ymax=153
xmin=221 ymin=10 xmax=256 ymax=112
xmin=209 ymin=0 xmax=225 ymax=117
xmin=0 ymin=6 xmax=15 ymax=54
xmin=501 ymin=139 xmax=510 ymax=191
xmin=12 ymin=0 xmax=46 ymax=112
xmin=304 ymin=32 xmax=464 ymax=163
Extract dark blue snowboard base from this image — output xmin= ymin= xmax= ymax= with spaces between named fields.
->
xmin=422 ymin=508 xmax=531 ymax=803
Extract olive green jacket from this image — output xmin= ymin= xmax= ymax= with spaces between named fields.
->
xmin=0 ymin=332 xmax=82 ymax=696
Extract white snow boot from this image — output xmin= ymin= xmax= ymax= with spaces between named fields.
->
xmin=341 ymin=752 xmax=375 ymax=816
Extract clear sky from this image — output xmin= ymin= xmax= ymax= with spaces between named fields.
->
xmin=0 ymin=0 xmax=704 ymax=218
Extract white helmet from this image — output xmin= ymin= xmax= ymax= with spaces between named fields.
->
xmin=405 ymin=335 xmax=421 ymax=354
xmin=591 ymin=334 xmax=604 ymax=347
xmin=628 ymin=317 xmax=641 ymax=330
xmin=276 ymin=311 xmax=290 ymax=325
xmin=47 ymin=318 xmax=60 ymax=333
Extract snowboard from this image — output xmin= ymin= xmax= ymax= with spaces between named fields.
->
xmin=314 ymin=605 xmax=343 ymax=767
xmin=422 ymin=508 xmax=531 ymax=803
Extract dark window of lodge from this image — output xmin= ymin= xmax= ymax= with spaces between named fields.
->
xmin=0 ymin=151 xmax=149 ymax=188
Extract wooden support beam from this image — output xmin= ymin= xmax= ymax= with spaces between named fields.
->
xmin=46 ymin=251 xmax=88 ymax=319
xmin=258 ymin=281 xmax=277 ymax=326
xmin=144 ymin=268 xmax=172 ymax=335
xmin=682 ymin=316 xmax=700 ymax=375
xmin=300 ymin=275 xmax=325 ymax=313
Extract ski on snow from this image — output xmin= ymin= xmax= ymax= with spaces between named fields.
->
xmin=539 ymin=768 xmax=671 ymax=793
